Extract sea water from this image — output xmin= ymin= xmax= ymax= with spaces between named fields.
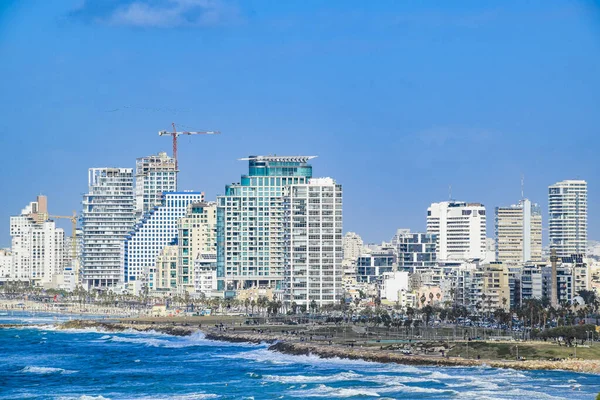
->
xmin=0 ymin=312 xmax=598 ymax=399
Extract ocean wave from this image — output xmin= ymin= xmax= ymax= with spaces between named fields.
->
xmin=289 ymin=383 xmax=457 ymax=398
xmin=264 ymin=371 xmax=362 ymax=383
xmin=132 ymin=394 xmax=218 ymax=399
xmin=263 ymin=371 xmax=439 ymax=386
xmin=20 ymin=366 xmax=77 ymax=374
xmin=288 ymin=384 xmax=382 ymax=398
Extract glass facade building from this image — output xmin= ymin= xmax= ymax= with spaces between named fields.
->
xmin=217 ymin=156 xmax=315 ymax=291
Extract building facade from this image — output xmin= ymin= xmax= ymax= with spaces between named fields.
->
xmin=283 ymin=177 xmax=343 ymax=307
xmin=356 ymin=248 xmax=397 ymax=283
xmin=427 ymin=201 xmax=487 ymax=261
xmin=135 ymin=152 xmax=177 ymax=217
xmin=548 ymin=180 xmax=588 ymax=258
xmin=390 ymin=229 xmax=437 ymax=273
xmin=9 ymin=196 xmax=65 ymax=286
xmin=342 ymin=232 xmax=363 ymax=262
xmin=82 ymin=168 xmax=135 ymax=289
xmin=217 ymin=156 xmax=314 ymax=292
xmin=177 ymin=202 xmax=217 ymax=294
xmin=495 ymin=199 xmax=542 ymax=264
xmin=154 ymin=245 xmax=178 ymax=291
xmin=124 ymin=192 xmax=204 ymax=287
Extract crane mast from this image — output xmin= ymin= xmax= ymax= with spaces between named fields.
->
xmin=158 ymin=123 xmax=220 ymax=170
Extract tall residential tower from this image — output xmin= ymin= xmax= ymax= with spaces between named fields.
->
xmin=135 ymin=152 xmax=177 ymax=217
xmin=548 ymin=180 xmax=587 ymax=258
xmin=495 ymin=199 xmax=542 ymax=263
xmin=82 ymin=168 xmax=135 ymax=288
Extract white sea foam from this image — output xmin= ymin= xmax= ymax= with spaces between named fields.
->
xmin=289 ymin=384 xmax=382 ymax=398
xmin=289 ymin=383 xmax=457 ymax=398
xmin=21 ymin=366 xmax=77 ymax=374
xmin=263 ymin=371 xmax=362 ymax=383
xmin=133 ymin=394 xmax=218 ymax=400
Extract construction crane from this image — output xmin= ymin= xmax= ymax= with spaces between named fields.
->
xmin=158 ymin=122 xmax=220 ymax=170
xmin=49 ymin=211 xmax=78 ymax=265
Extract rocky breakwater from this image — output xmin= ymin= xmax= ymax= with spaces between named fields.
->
xmin=204 ymin=330 xmax=278 ymax=344
xmin=59 ymin=320 xmax=196 ymax=336
xmin=268 ymin=341 xmax=600 ymax=374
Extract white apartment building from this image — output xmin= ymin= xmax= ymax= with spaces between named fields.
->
xmin=549 ymin=180 xmax=588 ymax=258
xmin=177 ymin=202 xmax=217 ymax=293
xmin=82 ymin=168 xmax=136 ymax=289
xmin=343 ymin=232 xmax=364 ymax=262
xmin=495 ymin=199 xmax=542 ymax=264
xmin=0 ymin=249 xmax=13 ymax=280
xmin=135 ymin=152 xmax=177 ymax=217
xmin=9 ymin=196 xmax=65 ymax=286
xmin=283 ymin=177 xmax=343 ymax=307
xmin=427 ymin=201 xmax=487 ymax=261
xmin=124 ymin=192 xmax=204 ymax=288
xmin=193 ymin=253 xmax=218 ymax=297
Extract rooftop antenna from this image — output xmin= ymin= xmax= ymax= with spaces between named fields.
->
xmin=448 ymin=185 xmax=452 ymax=201
xmin=521 ymin=174 xmax=525 ymax=199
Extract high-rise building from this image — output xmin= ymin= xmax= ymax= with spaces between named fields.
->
xmin=390 ymin=229 xmax=437 ymax=273
xmin=427 ymin=201 xmax=487 ymax=261
xmin=548 ymin=180 xmax=588 ymax=258
xmin=82 ymin=168 xmax=135 ymax=289
xmin=495 ymin=199 xmax=542 ymax=264
xmin=283 ymin=177 xmax=343 ymax=307
xmin=9 ymin=196 xmax=65 ymax=286
xmin=356 ymin=248 xmax=397 ymax=283
xmin=124 ymin=192 xmax=204 ymax=287
xmin=217 ymin=155 xmax=314 ymax=291
xmin=177 ymin=201 xmax=217 ymax=294
xmin=342 ymin=232 xmax=363 ymax=262
xmin=135 ymin=152 xmax=177 ymax=216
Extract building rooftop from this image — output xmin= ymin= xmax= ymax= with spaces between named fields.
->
xmin=238 ymin=155 xmax=317 ymax=162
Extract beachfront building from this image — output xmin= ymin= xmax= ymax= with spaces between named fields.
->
xmin=82 ymin=168 xmax=136 ymax=289
xmin=495 ymin=199 xmax=542 ymax=264
xmin=193 ymin=253 xmax=218 ymax=297
xmin=124 ymin=192 xmax=204 ymax=288
xmin=135 ymin=152 xmax=177 ymax=217
xmin=427 ymin=201 xmax=487 ymax=261
xmin=283 ymin=177 xmax=343 ymax=307
xmin=390 ymin=229 xmax=437 ymax=273
xmin=154 ymin=245 xmax=178 ymax=291
xmin=177 ymin=202 xmax=217 ymax=294
xmin=548 ymin=180 xmax=588 ymax=258
xmin=216 ymin=155 xmax=314 ymax=292
xmin=0 ymin=249 xmax=13 ymax=280
xmin=9 ymin=196 xmax=65 ymax=286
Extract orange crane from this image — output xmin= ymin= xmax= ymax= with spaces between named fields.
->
xmin=158 ymin=123 xmax=220 ymax=170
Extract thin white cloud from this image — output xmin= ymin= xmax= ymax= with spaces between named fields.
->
xmin=71 ymin=0 xmax=240 ymax=28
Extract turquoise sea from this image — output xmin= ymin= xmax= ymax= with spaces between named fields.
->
xmin=0 ymin=312 xmax=599 ymax=399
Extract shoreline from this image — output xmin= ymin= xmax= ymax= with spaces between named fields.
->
xmin=51 ymin=319 xmax=600 ymax=375
xmin=2 ymin=312 xmax=599 ymax=375
xmin=205 ymin=330 xmax=600 ymax=374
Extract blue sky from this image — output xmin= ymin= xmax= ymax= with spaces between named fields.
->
xmin=0 ymin=0 xmax=599 ymax=247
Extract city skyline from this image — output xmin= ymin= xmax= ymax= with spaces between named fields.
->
xmin=0 ymin=151 xmax=594 ymax=248
xmin=1 ymin=0 xmax=599 ymax=246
